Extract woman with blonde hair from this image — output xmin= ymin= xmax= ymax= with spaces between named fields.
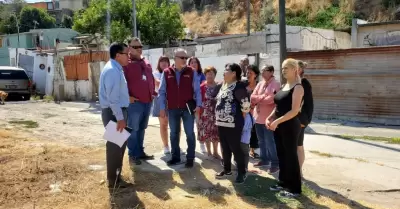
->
xmin=266 ymin=58 xmax=304 ymax=198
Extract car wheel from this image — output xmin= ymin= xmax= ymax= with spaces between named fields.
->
xmin=23 ymin=94 xmax=31 ymax=101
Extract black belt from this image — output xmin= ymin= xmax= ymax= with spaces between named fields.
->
xmin=121 ymin=107 xmax=127 ymax=110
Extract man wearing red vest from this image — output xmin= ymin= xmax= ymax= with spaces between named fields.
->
xmin=158 ymin=48 xmax=202 ymax=168
xmin=123 ymin=37 xmax=156 ymax=165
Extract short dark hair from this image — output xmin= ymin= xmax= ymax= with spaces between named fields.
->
xmin=109 ymin=42 xmax=127 ymax=59
xmin=246 ymin=64 xmax=260 ymax=78
xmin=225 ymin=63 xmax=242 ymax=81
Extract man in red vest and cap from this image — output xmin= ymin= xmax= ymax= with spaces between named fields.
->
xmin=158 ymin=48 xmax=202 ymax=168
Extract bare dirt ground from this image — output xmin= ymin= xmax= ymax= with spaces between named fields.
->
xmin=0 ymin=101 xmax=394 ymax=209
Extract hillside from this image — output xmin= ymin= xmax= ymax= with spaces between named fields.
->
xmin=181 ymin=0 xmax=399 ymax=34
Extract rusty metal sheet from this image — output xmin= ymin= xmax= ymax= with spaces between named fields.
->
xmin=288 ymin=46 xmax=400 ymax=125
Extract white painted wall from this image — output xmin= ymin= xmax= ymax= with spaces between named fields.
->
xmin=266 ymin=24 xmax=351 ymax=50
xmin=143 ymin=47 xmax=256 ymax=82
xmin=34 ymin=55 xmax=48 ymax=94
xmin=45 ymin=54 xmax=54 ymax=96
xmin=142 ymin=48 xmax=163 ymax=71
xmin=9 ymin=48 xmax=55 ymax=94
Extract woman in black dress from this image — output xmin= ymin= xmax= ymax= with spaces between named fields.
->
xmin=297 ymin=60 xmax=314 ymax=176
xmin=266 ymin=58 xmax=304 ymax=198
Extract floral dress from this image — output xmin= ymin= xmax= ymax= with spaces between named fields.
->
xmin=198 ymin=83 xmax=219 ymax=142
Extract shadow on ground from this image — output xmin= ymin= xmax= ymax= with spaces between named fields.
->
xmin=105 ymin=150 xmax=373 ymax=209
xmin=303 ymin=178 xmax=373 ymax=209
xmin=108 ymin=185 xmax=145 ymax=209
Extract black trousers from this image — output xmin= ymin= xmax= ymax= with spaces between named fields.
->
xmin=249 ymin=126 xmax=259 ymax=149
xmin=274 ymin=118 xmax=302 ymax=194
xmin=101 ymin=107 xmax=128 ymax=184
xmin=218 ymin=126 xmax=246 ymax=175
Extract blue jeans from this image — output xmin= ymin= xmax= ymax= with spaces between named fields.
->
xmin=168 ymin=108 xmax=196 ymax=161
xmin=127 ymin=101 xmax=152 ymax=158
xmin=255 ymin=123 xmax=279 ymax=168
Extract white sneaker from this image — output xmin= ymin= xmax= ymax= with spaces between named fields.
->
xmin=200 ymin=143 xmax=207 ymax=153
xmin=163 ymin=146 xmax=171 ymax=154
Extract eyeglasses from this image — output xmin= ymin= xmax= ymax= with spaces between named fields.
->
xmin=175 ymin=56 xmax=188 ymax=60
xmin=129 ymin=45 xmax=143 ymax=49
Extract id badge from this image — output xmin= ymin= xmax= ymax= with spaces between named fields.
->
xmin=142 ymin=75 xmax=147 ymax=81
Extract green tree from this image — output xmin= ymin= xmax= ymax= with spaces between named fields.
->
xmin=18 ymin=6 xmax=56 ymax=32
xmin=137 ymin=0 xmax=184 ymax=45
xmin=73 ymin=0 xmax=184 ymax=44
xmin=62 ymin=15 xmax=73 ymax=28
xmin=0 ymin=15 xmax=18 ymax=34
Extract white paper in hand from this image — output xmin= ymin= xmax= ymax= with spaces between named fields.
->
xmin=103 ymin=121 xmax=130 ymax=148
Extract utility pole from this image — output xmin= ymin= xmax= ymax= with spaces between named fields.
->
xmin=246 ymin=0 xmax=250 ymax=36
xmin=132 ymin=0 xmax=137 ymax=37
xmin=278 ymin=0 xmax=287 ymax=83
xmin=12 ymin=13 xmax=20 ymax=66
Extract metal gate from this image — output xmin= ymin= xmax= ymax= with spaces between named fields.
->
xmin=18 ymin=54 xmax=34 ymax=79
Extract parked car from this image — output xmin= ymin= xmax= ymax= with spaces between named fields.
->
xmin=0 ymin=66 xmax=32 ymax=101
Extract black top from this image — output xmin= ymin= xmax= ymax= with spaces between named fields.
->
xmin=298 ymin=78 xmax=314 ymax=126
xmin=274 ymin=84 xmax=302 ymax=118
xmin=214 ymin=81 xmax=250 ymax=129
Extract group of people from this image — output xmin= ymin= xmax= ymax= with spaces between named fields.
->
xmin=98 ymin=38 xmax=314 ymax=198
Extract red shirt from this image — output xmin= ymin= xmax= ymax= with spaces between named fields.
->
xmin=123 ymin=58 xmax=155 ymax=103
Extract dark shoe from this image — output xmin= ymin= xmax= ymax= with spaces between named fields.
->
xmin=140 ymin=152 xmax=154 ymax=160
xmin=269 ymin=184 xmax=284 ymax=191
xmin=250 ymin=152 xmax=260 ymax=159
xmin=269 ymin=167 xmax=280 ymax=174
xmin=185 ymin=159 xmax=194 ymax=168
xmin=129 ymin=157 xmax=142 ymax=165
xmin=253 ymin=161 xmax=266 ymax=167
xmin=235 ymin=174 xmax=247 ymax=184
xmin=279 ymin=190 xmax=300 ymax=198
xmin=167 ymin=158 xmax=181 ymax=166
xmin=215 ymin=170 xmax=232 ymax=179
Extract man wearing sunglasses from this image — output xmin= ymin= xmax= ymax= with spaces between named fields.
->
xmin=123 ymin=37 xmax=156 ymax=165
xmin=158 ymin=48 xmax=202 ymax=168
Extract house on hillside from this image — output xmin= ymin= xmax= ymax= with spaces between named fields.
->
xmin=0 ymin=28 xmax=79 ymax=66
xmin=27 ymin=0 xmax=88 ymax=24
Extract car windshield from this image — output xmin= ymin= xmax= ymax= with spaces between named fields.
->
xmin=0 ymin=70 xmax=29 ymax=80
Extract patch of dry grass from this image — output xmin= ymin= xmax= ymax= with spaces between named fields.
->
xmin=0 ymin=129 xmax=376 ymax=209
xmin=182 ymin=0 xmax=392 ymax=34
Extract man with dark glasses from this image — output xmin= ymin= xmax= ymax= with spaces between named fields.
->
xmin=123 ymin=37 xmax=156 ymax=165
xmin=158 ymin=48 xmax=202 ymax=168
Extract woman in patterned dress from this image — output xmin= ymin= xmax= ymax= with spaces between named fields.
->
xmin=198 ymin=66 xmax=220 ymax=158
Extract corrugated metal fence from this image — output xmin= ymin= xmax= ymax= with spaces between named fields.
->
xmin=64 ymin=51 xmax=109 ymax=80
xmin=288 ymin=46 xmax=400 ymax=125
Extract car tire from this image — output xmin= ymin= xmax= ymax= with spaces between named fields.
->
xmin=23 ymin=94 xmax=31 ymax=101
